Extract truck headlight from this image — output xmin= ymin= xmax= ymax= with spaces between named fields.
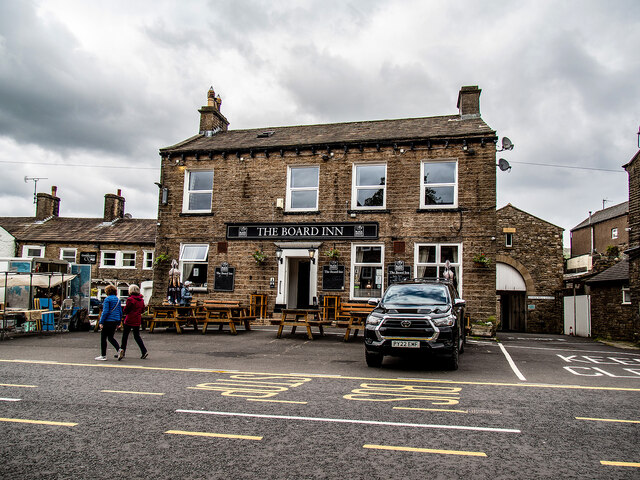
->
xmin=432 ymin=315 xmax=456 ymax=327
xmin=366 ymin=312 xmax=384 ymax=326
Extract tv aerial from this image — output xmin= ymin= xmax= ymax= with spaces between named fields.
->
xmin=24 ymin=176 xmax=48 ymax=204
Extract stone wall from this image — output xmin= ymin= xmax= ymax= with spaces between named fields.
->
xmin=497 ymin=204 xmax=564 ymax=332
xmin=153 ymin=142 xmax=498 ymax=322
xmin=589 ymin=282 xmax=634 ymax=340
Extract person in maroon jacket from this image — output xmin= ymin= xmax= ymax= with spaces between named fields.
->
xmin=118 ymin=284 xmax=148 ymax=360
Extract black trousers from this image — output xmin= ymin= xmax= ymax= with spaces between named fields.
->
xmin=100 ymin=322 xmax=120 ymax=356
xmin=121 ymin=324 xmax=147 ymax=355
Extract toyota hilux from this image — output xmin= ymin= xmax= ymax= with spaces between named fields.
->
xmin=364 ymin=279 xmax=466 ymax=370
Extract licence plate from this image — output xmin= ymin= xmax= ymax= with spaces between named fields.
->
xmin=391 ymin=340 xmax=420 ymax=348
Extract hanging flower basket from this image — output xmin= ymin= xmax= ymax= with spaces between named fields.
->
xmin=324 ymin=248 xmax=340 ymax=260
xmin=251 ymin=250 xmax=268 ymax=265
xmin=472 ymin=253 xmax=491 ymax=266
xmin=153 ymin=253 xmax=171 ymax=268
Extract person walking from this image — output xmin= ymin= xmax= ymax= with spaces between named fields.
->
xmin=95 ymin=285 xmax=122 ymax=361
xmin=118 ymin=284 xmax=148 ymax=360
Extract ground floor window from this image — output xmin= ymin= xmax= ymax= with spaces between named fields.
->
xmin=622 ymin=286 xmax=631 ymax=304
xmin=180 ymin=243 xmax=209 ymax=290
xmin=414 ymin=243 xmax=462 ymax=290
xmin=351 ymin=244 xmax=384 ymax=299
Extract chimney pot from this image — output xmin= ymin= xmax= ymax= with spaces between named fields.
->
xmin=199 ymin=86 xmax=229 ymax=134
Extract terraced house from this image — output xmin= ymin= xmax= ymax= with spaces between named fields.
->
xmin=152 ymin=86 xmax=499 ymax=323
xmin=0 ymin=187 xmax=156 ymax=301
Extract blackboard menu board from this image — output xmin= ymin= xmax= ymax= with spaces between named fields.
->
xmin=387 ymin=261 xmax=411 ymax=285
xmin=213 ymin=264 xmax=235 ymax=292
xmin=79 ymin=252 xmax=97 ymax=264
xmin=322 ymin=262 xmax=345 ymax=291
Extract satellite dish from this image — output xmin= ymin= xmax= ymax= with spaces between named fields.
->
xmin=497 ymin=158 xmax=512 ymax=172
xmin=501 ymin=137 xmax=514 ymax=151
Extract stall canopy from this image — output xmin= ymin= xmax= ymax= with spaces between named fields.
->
xmin=1 ymin=273 xmax=77 ymax=288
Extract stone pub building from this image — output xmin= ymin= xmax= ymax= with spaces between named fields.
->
xmin=152 ymin=86 xmax=499 ymax=323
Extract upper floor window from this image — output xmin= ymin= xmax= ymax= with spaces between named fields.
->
xmin=286 ymin=166 xmax=319 ymax=211
xmin=611 ymin=228 xmax=618 ymax=240
xmin=352 ymin=164 xmax=386 ymax=209
xmin=183 ymin=170 xmax=214 ymax=213
xmin=505 ymin=233 xmax=513 ymax=248
xmin=100 ymin=250 xmax=136 ymax=269
xmin=143 ymin=250 xmax=154 ymax=270
xmin=180 ymin=243 xmax=209 ymax=290
xmin=421 ymin=160 xmax=458 ymax=208
xmin=22 ymin=245 xmax=44 ymax=258
xmin=60 ymin=248 xmax=77 ymax=263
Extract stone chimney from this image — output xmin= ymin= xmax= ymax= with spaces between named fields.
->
xmin=457 ymin=85 xmax=482 ymax=118
xmin=103 ymin=189 xmax=125 ymax=222
xmin=35 ymin=186 xmax=60 ymax=221
xmin=198 ymin=86 xmax=229 ymax=135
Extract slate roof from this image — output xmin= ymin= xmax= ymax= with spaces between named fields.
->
xmin=161 ymin=115 xmax=496 ymax=153
xmin=586 ymin=259 xmax=629 ymax=284
xmin=0 ymin=217 xmax=156 ymax=244
xmin=571 ymin=201 xmax=629 ymax=232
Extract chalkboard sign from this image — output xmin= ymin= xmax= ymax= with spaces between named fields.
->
xmin=387 ymin=261 xmax=411 ymax=285
xmin=213 ymin=264 xmax=235 ymax=292
xmin=79 ymin=252 xmax=97 ymax=265
xmin=322 ymin=262 xmax=345 ymax=291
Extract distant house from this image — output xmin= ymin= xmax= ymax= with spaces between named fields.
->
xmin=623 ymin=149 xmax=640 ymax=343
xmin=496 ymin=204 xmax=564 ymax=333
xmin=585 ymin=258 xmax=634 ymax=341
xmin=0 ymin=187 xmax=156 ymax=300
xmin=568 ymin=201 xmax=628 ymax=272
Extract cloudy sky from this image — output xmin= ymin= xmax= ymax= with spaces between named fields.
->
xmin=1 ymin=0 xmax=638 ymax=247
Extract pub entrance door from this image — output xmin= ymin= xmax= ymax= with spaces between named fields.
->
xmin=275 ymin=247 xmax=318 ymax=310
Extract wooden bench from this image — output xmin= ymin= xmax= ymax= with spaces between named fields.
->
xmin=335 ymin=302 xmax=375 ymax=341
xmin=202 ymin=301 xmax=255 ymax=335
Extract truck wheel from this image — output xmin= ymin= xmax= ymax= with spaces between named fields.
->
xmin=446 ymin=340 xmax=459 ymax=370
xmin=365 ymin=350 xmax=383 ymax=368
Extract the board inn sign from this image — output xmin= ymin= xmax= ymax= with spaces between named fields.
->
xmin=227 ymin=222 xmax=378 ymax=240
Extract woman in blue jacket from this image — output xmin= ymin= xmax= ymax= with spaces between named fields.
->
xmin=95 ymin=285 xmax=122 ymax=361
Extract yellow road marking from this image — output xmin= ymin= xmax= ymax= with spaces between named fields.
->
xmin=364 ymin=444 xmax=486 ymax=457
xmin=394 ymin=407 xmax=468 ymax=413
xmin=165 ymin=430 xmax=262 ymax=441
xmin=576 ymin=417 xmax=640 ymax=424
xmin=247 ymin=399 xmax=308 ymax=404
xmin=601 ymin=460 xmax=640 ymax=467
xmin=101 ymin=390 xmax=164 ymax=396
xmin=0 ymin=417 xmax=77 ymax=427
xmin=0 ymin=383 xmax=37 ymax=388
xmin=1 ymin=359 xmax=639 ymax=392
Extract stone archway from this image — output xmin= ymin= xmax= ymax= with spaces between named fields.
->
xmin=496 ymin=255 xmax=534 ymax=332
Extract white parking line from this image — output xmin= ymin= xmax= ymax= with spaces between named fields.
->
xmin=0 ymin=398 xmax=21 ymax=402
xmin=499 ymin=343 xmax=526 ymax=381
xmin=176 ymin=409 xmax=521 ymax=433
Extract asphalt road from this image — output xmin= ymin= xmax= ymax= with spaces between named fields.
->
xmin=0 ymin=327 xmax=638 ymax=479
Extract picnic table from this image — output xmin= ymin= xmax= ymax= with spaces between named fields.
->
xmin=202 ymin=301 xmax=254 ymax=335
xmin=273 ymin=308 xmax=331 ymax=340
xmin=148 ymin=305 xmax=188 ymax=333
xmin=335 ymin=302 xmax=375 ymax=341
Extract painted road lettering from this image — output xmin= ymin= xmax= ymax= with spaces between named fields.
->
xmin=559 ymin=354 xmax=640 ymax=378
xmin=188 ymin=373 xmax=312 ymax=399
xmin=344 ymin=383 xmax=461 ymax=405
